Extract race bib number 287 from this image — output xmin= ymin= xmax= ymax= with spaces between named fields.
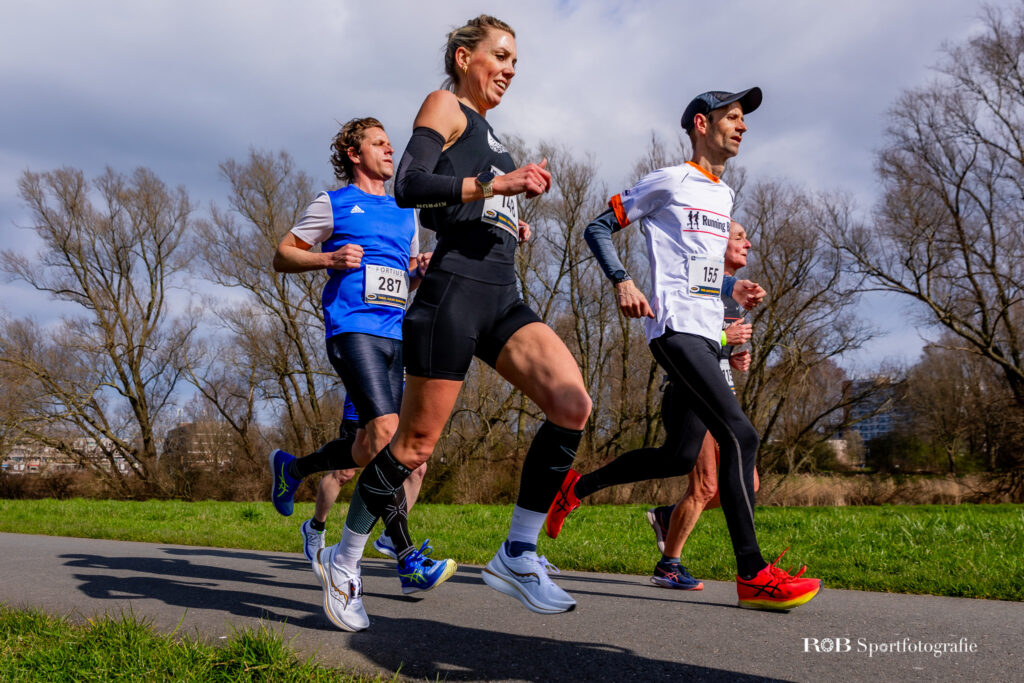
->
xmin=363 ymin=264 xmax=409 ymax=309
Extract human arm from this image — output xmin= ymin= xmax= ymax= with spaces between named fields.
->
xmin=518 ymin=219 xmax=531 ymax=243
xmin=408 ymin=252 xmax=432 ymax=291
xmin=584 ymin=208 xmax=654 ymax=319
xmin=731 ymin=279 xmax=766 ymax=310
xmin=723 ymin=318 xmax=752 ymax=345
xmin=273 ymin=234 xmax=363 ymax=273
xmin=394 ymin=90 xmax=551 ymax=209
xmin=272 ymin=194 xmax=363 ymax=273
xmin=729 ymin=349 xmax=751 ymax=373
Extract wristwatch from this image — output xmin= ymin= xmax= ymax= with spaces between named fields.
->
xmin=611 ymin=269 xmax=632 ymax=284
xmin=476 ymin=171 xmax=495 ymax=199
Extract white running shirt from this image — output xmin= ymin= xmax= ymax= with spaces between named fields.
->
xmin=609 ymin=162 xmax=735 ymax=343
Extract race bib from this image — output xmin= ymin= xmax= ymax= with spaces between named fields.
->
xmin=687 ymin=255 xmax=725 ymax=298
xmin=720 ymin=358 xmax=736 ymax=393
xmin=481 ymin=168 xmax=520 ymax=239
xmin=363 ymin=264 xmax=409 ymax=309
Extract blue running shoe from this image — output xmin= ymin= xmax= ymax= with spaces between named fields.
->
xmin=650 ymin=560 xmax=703 ymax=590
xmin=268 ymin=449 xmax=300 ymax=517
xmin=398 ymin=540 xmax=457 ymax=595
xmin=373 ymin=534 xmax=397 ymax=560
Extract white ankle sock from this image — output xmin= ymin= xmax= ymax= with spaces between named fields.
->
xmin=332 ymin=526 xmax=370 ymax=573
xmin=506 ymin=505 xmax=546 ymax=547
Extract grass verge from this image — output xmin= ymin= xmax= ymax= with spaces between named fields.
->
xmin=0 ymin=605 xmax=390 ymax=682
xmin=0 ymin=499 xmax=1021 ymax=600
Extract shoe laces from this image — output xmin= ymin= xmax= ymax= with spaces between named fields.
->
xmin=766 ymin=548 xmax=807 ymax=582
xmin=402 ymin=539 xmax=438 ymax=569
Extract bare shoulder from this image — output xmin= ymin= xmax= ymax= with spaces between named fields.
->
xmin=413 ymin=90 xmax=467 ymax=146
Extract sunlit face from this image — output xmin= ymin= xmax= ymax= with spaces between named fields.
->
xmin=724 ymin=221 xmax=751 ymax=271
xmin=350 ymin=127 xmax=393 ymax=181
xmin=698 ymin=102 xmax=747 ymax=160
xmin=457 ymin=29 xmax=517 ymax=110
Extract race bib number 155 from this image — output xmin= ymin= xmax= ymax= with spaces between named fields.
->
xmin=687 ymin=255 xmax=725 ymax=298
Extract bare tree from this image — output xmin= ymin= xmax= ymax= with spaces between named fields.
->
xmin=191 ymin=149 xmax=339 ymax=460
xmin=737 ymin=181 xmax=880 ymax=474
xmin=0 ymin=167 xmax=197 ymax=495
xmin=833 ymin=4 xmax=1024 ymax=409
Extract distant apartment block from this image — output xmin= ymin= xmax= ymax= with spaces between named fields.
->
xmin=1 ymin=437 xmax=128 ymax=475
xmin=845 ymin=378 xmax=910 ymax=443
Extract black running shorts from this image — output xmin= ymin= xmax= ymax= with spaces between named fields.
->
xmin=402 ymin=269 xmax=542 ymax=380
xmin=325 ymin=332 xmax=404 ymax=427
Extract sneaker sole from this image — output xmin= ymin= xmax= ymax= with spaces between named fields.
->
xmin=738 ymin=583 xmax=822 ymax=611
xmin=313 ymin=549 xmax=366 ymax=632
xmin=650 ymin=576 xmax=703 ymax=591
xmin=481 ymin=561 xmax=576 ymax=614
xmin=372 ymin=539 xmax=397 ymax=560
xmin=401 ymin=559 xmax=458 ymax=595
xmin=645 ymin=509 xmax=667 ymax=554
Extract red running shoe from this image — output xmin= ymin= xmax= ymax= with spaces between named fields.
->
xmin=736 ymin=549 xmax=822 ymax=611
xmin=545 ymin=469 xmax=582 ymax=539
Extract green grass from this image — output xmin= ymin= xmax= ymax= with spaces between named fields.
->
xmin=1 ymin=499 xmax=1022 ymax=600
xmin=0 ymin=605 xmax=390 ymax=682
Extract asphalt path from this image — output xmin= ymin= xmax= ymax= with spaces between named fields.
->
xmin=0 ymin=532 xmax=1020 ymax=682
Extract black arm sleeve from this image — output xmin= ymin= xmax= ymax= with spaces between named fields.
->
xmin=394 ymin=127 xmax=462 ymax=209
xmin=583 ymin=208 xmax=630 ymax=283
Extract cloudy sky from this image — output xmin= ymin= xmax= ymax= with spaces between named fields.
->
xmin=0 ymin=0 xmax=1012 ymax=372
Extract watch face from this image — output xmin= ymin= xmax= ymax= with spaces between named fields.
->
xmin=477 ymin=171 xmax=495 ymax=184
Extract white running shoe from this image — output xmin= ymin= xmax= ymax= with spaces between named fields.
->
xmin=300 ymin=518 xmax=324 ymax=563
xmin=481 ymin=543 xmax=576 ymax=614
xmin=372 ymin=533 xmax=397 ymax=560
xmin=313 ymin=546 xmax=369 ymax=632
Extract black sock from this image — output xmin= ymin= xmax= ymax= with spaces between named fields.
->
xmin=309 ymin=518 xmax=326 ymax=532
xmin=290 ymin=433 xmax=357 ymax=480
xmin=382 ymin=486 xmax=415 ymax=561
xmin=575 ymin=446 xmax=690 ymax=499
xmin=515 ymin=421 xmax=582 ymax=513
xmin=344 ymin=445 xmax=412 ymax=534
xmin=737 ymin=552 xmax=768 ymax=579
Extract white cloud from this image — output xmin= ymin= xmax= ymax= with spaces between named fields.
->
xmin=0 ymin=0 xmax=1015 ymax=369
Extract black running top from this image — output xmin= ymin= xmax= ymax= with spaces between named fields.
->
xmin=417 ymin=103 xmax=519 ymax=283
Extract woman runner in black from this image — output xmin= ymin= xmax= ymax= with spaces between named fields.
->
xmin=325 ymin=15 xmax=592 ymax=623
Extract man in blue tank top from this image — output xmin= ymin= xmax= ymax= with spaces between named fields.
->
xmin=269 ymin=117 xmax=455 ymax=632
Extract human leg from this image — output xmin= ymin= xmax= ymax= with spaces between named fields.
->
xmin=650 ymin=331 xmax=821 ymax=609
xmin=476 ymin=321 xmax=589 ymax=614
xmin=663 ymin=432 xmax=719 ymax=559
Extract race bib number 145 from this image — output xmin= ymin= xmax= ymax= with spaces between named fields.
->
xmin=481 ymin=168 xmax=519 ymax=239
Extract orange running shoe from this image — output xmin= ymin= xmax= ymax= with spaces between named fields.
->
xmin=736 ymin=549 xmax=822 ymax=611
xmin=545 ymin=469 xmax=582 ymax=539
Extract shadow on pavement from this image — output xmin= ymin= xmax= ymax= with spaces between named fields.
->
xmin=345 ymin=614 xmax=792 ymax=682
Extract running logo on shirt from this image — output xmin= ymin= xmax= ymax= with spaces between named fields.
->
xmin=350 ymin=205 xmax=365 ymax=214
xmin=487 ymin=130 xmax=508 ymax=154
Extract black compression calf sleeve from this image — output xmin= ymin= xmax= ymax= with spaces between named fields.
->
xmin=344 ymin=445 xmax=413 ymax=534
xmin=381 ymin=486 xmax=415 ymax=561
xmin=394 ymin=127 xmax=462 ymax=209
xmin=290 ymin=434 xmax=358 ymax=480
xmin=516 ymin=421 xmax=583 ymax=513
xmin=574 ymin=446 xmax=693 ymax=499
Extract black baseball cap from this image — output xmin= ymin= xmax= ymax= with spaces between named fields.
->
xmin=680 ymin=87 xmax=762 ymax=132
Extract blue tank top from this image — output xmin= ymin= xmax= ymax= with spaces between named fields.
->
xmin=320 ymin=185 xmax=415 ymax=341
xmin=342 ymin=395 xmax=359 ymax=423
